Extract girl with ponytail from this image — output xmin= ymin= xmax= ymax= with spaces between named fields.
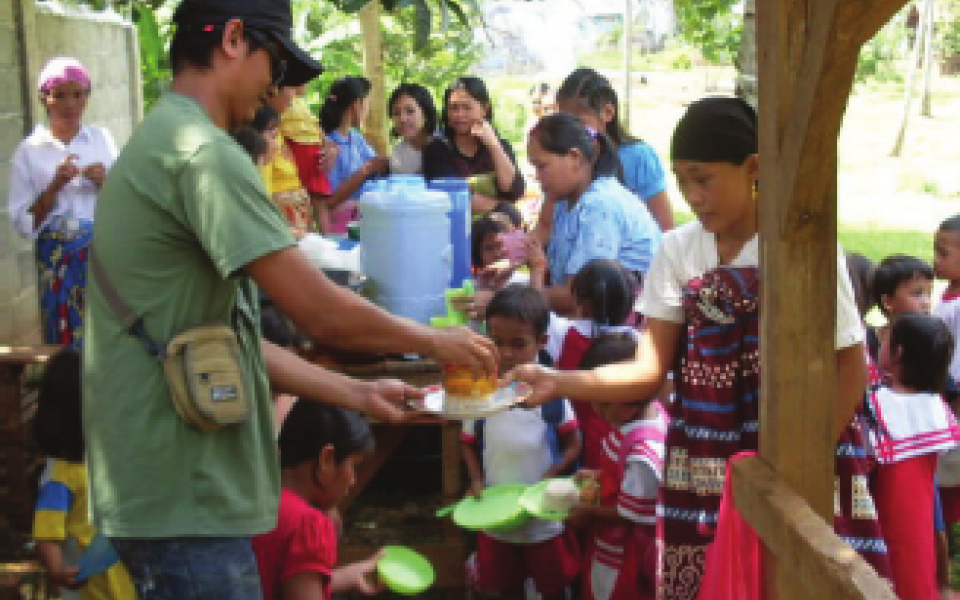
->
xmin=528 ymin=113 xmax=660 ymax=315
xmin=320 ymin=77 xmax=390 ymax=235
xmin=556 ymin=68 xmax=674 ymax=231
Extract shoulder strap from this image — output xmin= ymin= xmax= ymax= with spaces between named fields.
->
xmin=88 ymin=246 xmax=164 ymax=358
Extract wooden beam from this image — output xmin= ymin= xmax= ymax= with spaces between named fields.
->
xmin=733 ymin=456 xmax=897 ymax=600
xmin=756 ymin=1 xmax=908 ymax=598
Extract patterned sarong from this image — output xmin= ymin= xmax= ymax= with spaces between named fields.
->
xmin=35 ymin=221 xmax=92 ymax=347
xmin=657 ymin=267 xmax=890 ymax=600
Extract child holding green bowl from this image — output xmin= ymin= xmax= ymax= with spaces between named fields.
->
xmin=252 ymin=401 xmax=383 ymax=600
xmin=461 ymin=285 xmax=582 ymax=600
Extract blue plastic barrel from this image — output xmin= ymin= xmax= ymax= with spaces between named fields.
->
xmin=428 ymin=177 xmax=471 ymax=288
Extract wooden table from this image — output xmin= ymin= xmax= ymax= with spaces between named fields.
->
xmin=326 ymin=357 xmax=467 ymax=590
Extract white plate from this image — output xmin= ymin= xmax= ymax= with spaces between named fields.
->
xmin=409 ymin=383 xmax=532 ymax=420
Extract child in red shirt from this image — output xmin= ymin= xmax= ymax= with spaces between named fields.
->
xmin=253 ymin=401 xmax=382 ymax=600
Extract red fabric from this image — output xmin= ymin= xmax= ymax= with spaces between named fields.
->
xmin=874 ymin=454 xmax=939 ymax=600
xmin=940 ymin=486 xmax=960 ymax=526
xmin=556 ymin=326 xmax=614 ymax=470
xmin=286 ymin=139 xmax=332 ymax=196
xmin=253 ymin=489 xmax=337 ymax=600
xmin=474 ymin=529 xmax=580 ymax=596
xmin=943 ymin=290 xmax=960 ymax=303
xmin=697 ymin=452 xmax=763 ymax=600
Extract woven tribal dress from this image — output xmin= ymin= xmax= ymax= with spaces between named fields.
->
xmin=656 ymin=266 xmax=890 ymax=600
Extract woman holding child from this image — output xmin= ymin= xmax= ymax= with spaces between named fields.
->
xmin=510 ymin=97 xmax=890 ymax=599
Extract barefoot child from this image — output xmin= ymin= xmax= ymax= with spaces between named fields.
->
xmin=252 ymin=402 xmax=384 ymax=600
xmin=461 ymin=285 xmax=581 ymax=600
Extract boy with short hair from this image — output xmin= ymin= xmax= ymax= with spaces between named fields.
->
xmin=461 ymin=284 xmax=581 ymax=600
xmin=934 ymin=215 xmax=960 ymax=566
xmin=870 ymin=254 xmax=935 ymax=359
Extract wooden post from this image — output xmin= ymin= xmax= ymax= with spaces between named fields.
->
xmin=359 ymin=1 xmax=389 ymax=156
xmin=755 ymin=0 xmax=907 ymax=598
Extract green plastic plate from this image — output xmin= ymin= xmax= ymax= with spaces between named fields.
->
xmin=518 ymin=478 xmax=574 ymax=521
xmin=452 ymin=483 xmax=530 ymax=531
xmin=376 ymin=545 xmax=435 ymax=595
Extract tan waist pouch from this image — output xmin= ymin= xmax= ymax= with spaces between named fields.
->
xmin=161 ymin=325 xmax=250 ymax=431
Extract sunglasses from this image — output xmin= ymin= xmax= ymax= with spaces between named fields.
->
xmin=44 ymin=89 xmax=90 ymax=102
xmin=245 ymin=27 xmax=288 ymax=88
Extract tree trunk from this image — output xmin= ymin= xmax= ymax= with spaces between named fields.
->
xmin=622 ymin=0 xmax=633 ymax=129
xmin=891 ymin=0 xmax=931 ymax=156
xmin=921 ymin=0 xmax=935 ymax=116
xmin=359 ymin=1 xmax=388 ymax=156
xmin=735 ymin=0 xmax=758 ymax=106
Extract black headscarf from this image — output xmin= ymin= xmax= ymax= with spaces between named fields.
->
xmin=671 ymin=97 xmax=758 ymax=164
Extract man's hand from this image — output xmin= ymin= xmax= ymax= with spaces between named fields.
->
xmin=426 ymin=326 xmax=498 ymax=376
xmin=354 ymin=379 xmax=425 ymax=423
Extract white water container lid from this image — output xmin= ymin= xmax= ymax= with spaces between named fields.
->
xmin=359 ymin=189 xmax=450 ymax=216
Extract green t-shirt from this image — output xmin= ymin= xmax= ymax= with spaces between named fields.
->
xmin=83 ymin=93 xmax=296 ymax=538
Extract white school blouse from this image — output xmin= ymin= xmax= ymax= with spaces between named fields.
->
xmin=7 ymin=124 xmax=117 ymax=239
xmin=637 ymin=221 xmax=864 ymax=350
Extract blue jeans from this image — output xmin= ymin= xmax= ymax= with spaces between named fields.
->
xmin=111 ymin=537 xmax=262 ymax=600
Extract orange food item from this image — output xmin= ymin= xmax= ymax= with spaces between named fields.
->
xmin=442 ymin=364 xmax=497 ymax=400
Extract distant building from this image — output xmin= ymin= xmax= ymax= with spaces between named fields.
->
xmin=474 ymin=0 xmax=677 ymax=78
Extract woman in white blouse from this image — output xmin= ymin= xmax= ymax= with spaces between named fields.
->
xmin=7 ymin=57 xmax=117 ymax=346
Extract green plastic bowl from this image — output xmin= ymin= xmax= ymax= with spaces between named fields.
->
xmin=377 ymin=545 xmax=435 ymax=595
xmin=452 ymin=483 xmax=531 ymax=531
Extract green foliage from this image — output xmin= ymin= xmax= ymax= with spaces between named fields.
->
xmin=673 ymin=0 xmax=741 ymax=65
xmin=295 ymin=0 xmax=480 ymax=122
xmin=133 ymin=4 xmax=172 ymax=111
xmin=855 ymin=15 xmax=907 ymax=84
xmin=327 ymin=0 xmax=475 ymax=53
xmin=937 ymin=0 xmax=960 ymax=73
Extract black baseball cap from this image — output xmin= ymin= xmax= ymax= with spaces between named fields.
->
xmin=173 ymin=0 xmax=322 ymax=87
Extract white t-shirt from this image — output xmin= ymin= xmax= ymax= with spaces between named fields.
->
xmin=461 ymin=401 xmax=578 ymax=544
xmin=389 ymin=139 xmax=424 ymax=175
xmin=7 ymin=124 xmax=117 ymax=238
xmin=637 ymin=221 xmax=864 ymax=350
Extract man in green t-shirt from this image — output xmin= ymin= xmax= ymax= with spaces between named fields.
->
xmin=82 ymin=0 xmax=496 ymax=598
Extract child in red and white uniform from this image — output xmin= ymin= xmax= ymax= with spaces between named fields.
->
xmin=546 ymin=259 xmax=640 ymax=470
xmin=569 ymin=333 xmax=667 ymax=600
xmin=870 ymin=312 xmax=960 ymax=600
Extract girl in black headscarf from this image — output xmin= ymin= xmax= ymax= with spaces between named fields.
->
xmin=509 ymin=97 xmax=890 ymax=599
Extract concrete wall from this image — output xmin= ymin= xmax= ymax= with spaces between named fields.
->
xmin=0 ymin=1 xmax=141 ymax=345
